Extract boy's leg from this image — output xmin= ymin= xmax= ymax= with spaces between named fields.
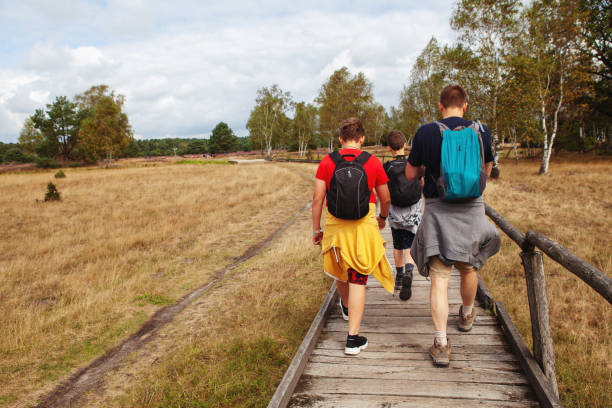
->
xmin=336 ymin=280 xmax=349 ymax=306
xmin=348 ymin=282 xmax=366 ymax=335
xmin=393 ymin=249 xmax=404 ymax=270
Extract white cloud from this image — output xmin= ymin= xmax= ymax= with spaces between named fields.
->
xmin=0 ymin=2 xmax=455 ymax=142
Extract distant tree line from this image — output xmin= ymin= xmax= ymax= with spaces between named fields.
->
xmin=246 ymin=0 xmax=611 ymax=175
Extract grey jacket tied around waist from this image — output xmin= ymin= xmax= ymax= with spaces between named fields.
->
xmin=410 ymin=197 xmax=501 ymax=277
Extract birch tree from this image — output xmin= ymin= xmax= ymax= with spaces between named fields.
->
xmin=246 ymin=85 xmax=292 ymax=157
xmin=520 ymin=0 xmax=580 ymax=174
xmin=292 ymin=102 xmax=318 ymax=156
xmin=452 ymin=0 xmax=520 ymax=178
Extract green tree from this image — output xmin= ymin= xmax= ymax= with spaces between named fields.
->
xmin=31 ymin=96 xmax=80 ymax=160
xmin=316 ymin=67 xmax=376 ymax=150
xmin=246 ymin=85 xmax=293 ymax=156
xmin=292 ymin=102 xmax=318 ymax=156
xmin=208 ymin=122 xmax=237 ymax=154
xmin=18 ymin=117 xmax=43 ymax=155
xmin=79 ymin=96 xmax=133 ymax=166
xmin=185 ymin=139 xmax=208 ymax=154
xmin=452 ymin=0 xmax=520 ymax=177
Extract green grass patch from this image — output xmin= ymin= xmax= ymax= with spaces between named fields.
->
xmin=0 ymin=395 xmax=17 ymax=405
xmin=134 ymin=293 xmax=174 ymax=306
xmin=175 ymin=159 xmax=233 ymax=165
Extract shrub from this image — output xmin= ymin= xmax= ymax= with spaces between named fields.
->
xmin=54 ymin=170 xmax=66 ymax=178
xmin=68 ymin=162 xmax=85 ymax=168
xmin=36 ymin=157 xmax=60 ymax=169
xmin=3 ymin=148 xmax=34 ymax=163
xmin=44 ymin=183 xmax=60 ymax=201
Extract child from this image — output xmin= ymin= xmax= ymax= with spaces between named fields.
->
xmin=383 ymin=130 xmax=423 ymax=301
xmin=312 ymin=117 xmax=394 ymax=355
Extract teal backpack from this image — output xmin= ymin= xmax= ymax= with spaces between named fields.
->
xmin=435 ymin=121 xmax=486 ymax=202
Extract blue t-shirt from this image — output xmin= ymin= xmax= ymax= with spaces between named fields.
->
xmin=407 ymin=116 xmax=494 ymax=199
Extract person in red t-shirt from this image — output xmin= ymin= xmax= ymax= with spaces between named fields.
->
xmin=312 ymin=117 xmax=393 ymax=355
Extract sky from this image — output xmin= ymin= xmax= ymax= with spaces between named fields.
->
xmin=0 ymin=0 xmax=456 ymax=142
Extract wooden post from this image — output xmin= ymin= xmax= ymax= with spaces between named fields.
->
xmin=520 ymin=250 xmax=559 ymax=398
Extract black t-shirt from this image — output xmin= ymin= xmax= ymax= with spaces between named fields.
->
xmin=407 ymin=116 xmax=494 ymax=199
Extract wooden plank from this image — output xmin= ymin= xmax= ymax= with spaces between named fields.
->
xmin=327 ymin=315 xmax=498 ymax=325
xmin=315 ymin=338 xmax=512 ymax=354
xmin=334 ymin=305 xmax=488 ymax=317
xmin=309 ymin=354 xmax=522 ymax=372
xmin=311 ymin=348 xmax=518 ymax=362
xmin=289 ymin=394 xmax=539 ymax=407
xmin=323 ymin=321 xmax=500 ymax=335
xmin=303 ymin=362 xmax=528 ymax=384
xmin=267 ymin=283 xmax=337 ymax=408
xmin=521 ymin=250 xmax=559 ymax=397
xmin=495 ymin=301 xmax=563 ymax=408
xmin=320 ymin=331 xmax=507 ymax=346
xmin=525 ymin=230 xmax=612 ymax=305
xmin=295 ymin=377 xmax=535 ymax=402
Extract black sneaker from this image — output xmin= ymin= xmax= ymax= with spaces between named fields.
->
xmin=345 ymin=334 xmax=368 ymax=355
xmin=339 ymin=298 xmax=348 ymax=321
xmin=399 ymin=265 xmax=413 ymax=301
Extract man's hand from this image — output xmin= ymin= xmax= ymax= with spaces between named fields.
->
xmin=313 ymin=230 xmax=323 ymax=245
xmin=376 ymin=216 xmax=386 ymax=230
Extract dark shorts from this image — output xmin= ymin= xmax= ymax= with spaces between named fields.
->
xmin=390 ymin=228 xmax=415 ymax=250
xmin=347 ymin=268 xmax=368 ymax=285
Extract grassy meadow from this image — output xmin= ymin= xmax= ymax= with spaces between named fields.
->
xmin=0 ymin=161 xmax=324 ymax=406
xmin=483 ymin=154 xmax=612 ymax=408
xmin=0 ymin=153 xmax=610 ymax=408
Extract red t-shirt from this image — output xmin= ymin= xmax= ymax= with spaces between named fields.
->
xmin=315 ymin=148 xmax=389 ymax=204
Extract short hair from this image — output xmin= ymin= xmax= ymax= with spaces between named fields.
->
xmin=440 ymin=84 xmax=467 ymax=109
xmin=387 ymin=130 xmax=406 ymax=151
xmin=339 ymin=117 xmax=364 ymax=142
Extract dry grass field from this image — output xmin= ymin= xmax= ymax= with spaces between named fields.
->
xmin=0 ymin=161 xmax=321 ymax=406
xmin=483 ymin=154 xmax=612 ymax=408
xmin=1 ymin=153 xmax=610 ymax=408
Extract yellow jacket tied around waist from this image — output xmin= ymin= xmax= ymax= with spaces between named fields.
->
xmin=322 ymin=203 xmax=394 ymax=294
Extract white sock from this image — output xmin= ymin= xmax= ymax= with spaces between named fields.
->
xmin=434 ymin=330 xmax=447 ymax=346
xmin=462 ymin=304 xmax=473 ymax=317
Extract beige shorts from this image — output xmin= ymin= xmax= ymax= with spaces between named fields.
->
xmin=428 ymin=256 xmax=476 ymax=279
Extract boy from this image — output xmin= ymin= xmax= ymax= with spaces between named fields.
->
xmin=383 ymin=130 xmax=423 ymax=301
xmin=312 ymin=117 xmax=394 ymax=355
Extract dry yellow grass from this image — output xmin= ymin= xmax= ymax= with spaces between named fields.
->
xmin=483 ymin=154 xmax=612 ymax=408
xmin=0 ymin=162 xmax=315 ymax=405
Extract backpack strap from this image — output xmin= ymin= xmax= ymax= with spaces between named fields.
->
xmin=435 ymin=121 xmax=449 ymax=137
xmin=353 ymin=151 xmax=371 ymax=166
xmin=329 ymin=151 xmax=344 ymax=165
xmin=468 ymin=121 xmax=486 ymax=171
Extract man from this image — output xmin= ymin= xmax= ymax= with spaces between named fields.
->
xmin=405 ymin=85 xmax=501 ymax=366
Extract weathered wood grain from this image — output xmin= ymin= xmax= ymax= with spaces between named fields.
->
xmin=525 ymin=230 xmax=612 ymax=305
xmin=296 ymin=377 xmax=535 ymax=402
xmin=311 ymin=348 xmax=518 ymax=362
xmin=309 ymin=354 xmax=522 ymax=372
xmin=319 ymin=331 xmax=507 ymax=346
xmin=521 ymin=250 xmax=559 ymax=397
xmin=289 ymin=393 xmax=539 ymax=407
xmin=323 ymin=321 xmax=500 ymax=335
xmin=303 ymin=362 xmax=528 ymax=384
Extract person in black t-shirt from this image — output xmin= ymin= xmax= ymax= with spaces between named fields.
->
xmin=405 ymin=84 xmax=498 ymax=367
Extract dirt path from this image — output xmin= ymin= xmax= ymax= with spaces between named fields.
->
xmin=34 ymin=201 xmax=312 ymax=408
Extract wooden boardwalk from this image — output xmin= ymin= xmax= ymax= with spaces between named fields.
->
xmin=287 ymin=226 xmax=540 ymax=407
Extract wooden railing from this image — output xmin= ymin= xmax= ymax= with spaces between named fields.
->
xmin=482 ymin=204 xmax=612 ymax=407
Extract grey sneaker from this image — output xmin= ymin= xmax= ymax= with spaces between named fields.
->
xmin=429 ymin=338 xmax=451 ymax=367
xmin=458 ymin=305 xmax=477 ymax=332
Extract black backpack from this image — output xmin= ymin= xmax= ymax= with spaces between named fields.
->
xmin=327 ymin=151 xmax=371 ymax=220
xmin=383 ymin=156 xmax=422 ymax=207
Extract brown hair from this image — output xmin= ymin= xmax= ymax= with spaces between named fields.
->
xmin=339 ymin=117 xmax=364 ymax=142
xmin=387 ymin=130 xmax=406 ymax=151
xmin=440 ymin=84 xmax=467 ymax=109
